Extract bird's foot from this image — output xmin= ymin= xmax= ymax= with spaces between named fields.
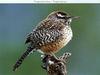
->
xmin=41 ymin=54 xmax=60 ymax=70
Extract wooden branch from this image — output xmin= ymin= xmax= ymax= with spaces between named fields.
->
xmin=41 ymin=52 xmax=71 ymax=75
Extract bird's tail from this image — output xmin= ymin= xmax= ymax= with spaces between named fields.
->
xmin=13 ymin=46 xmax=34 ymax=71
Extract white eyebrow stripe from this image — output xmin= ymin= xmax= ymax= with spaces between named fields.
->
xmin=57 ymin=13 xmax=65 ymax=17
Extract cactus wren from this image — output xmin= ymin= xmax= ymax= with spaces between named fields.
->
xmin=13 ymin=11 xmax=79 ymax=71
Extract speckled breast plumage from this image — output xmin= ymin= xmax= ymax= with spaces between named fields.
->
xmin=40 ymin=26 xmax=73 ymax=54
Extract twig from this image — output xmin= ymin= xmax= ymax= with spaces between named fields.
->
xmin=41 ymin=52 xmax=71 ymax=75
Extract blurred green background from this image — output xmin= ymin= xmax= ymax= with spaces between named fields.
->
xmin=0 ymin=4 xmax=100 ymax=75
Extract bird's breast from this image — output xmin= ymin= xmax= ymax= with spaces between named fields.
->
xmin=41 ymin=26 xmax=73 ymax=54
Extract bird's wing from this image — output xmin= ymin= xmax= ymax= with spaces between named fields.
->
xmin=25 ymin=28 xmax=61 ymax=46
xmin=25 ymin=19 xmax=64 ymax=46
xmin=34 ymin=29 xmax=62 ymax=47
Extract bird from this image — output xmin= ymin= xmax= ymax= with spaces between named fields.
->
xmin=13 ymin=11 xmax=79 ymax=71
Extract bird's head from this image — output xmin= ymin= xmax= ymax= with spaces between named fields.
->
xmin=47 ymin=11 xmax=79 ymax=25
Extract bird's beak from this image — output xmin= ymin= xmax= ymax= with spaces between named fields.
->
xmin=66 ymin=16 xmax=80 ymax=20
xmin=71 ymin=16 xmax=80 ymax=19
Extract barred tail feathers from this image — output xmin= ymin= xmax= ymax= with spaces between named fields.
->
xmin=13 ymin=46 xmax=34 ymax=71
